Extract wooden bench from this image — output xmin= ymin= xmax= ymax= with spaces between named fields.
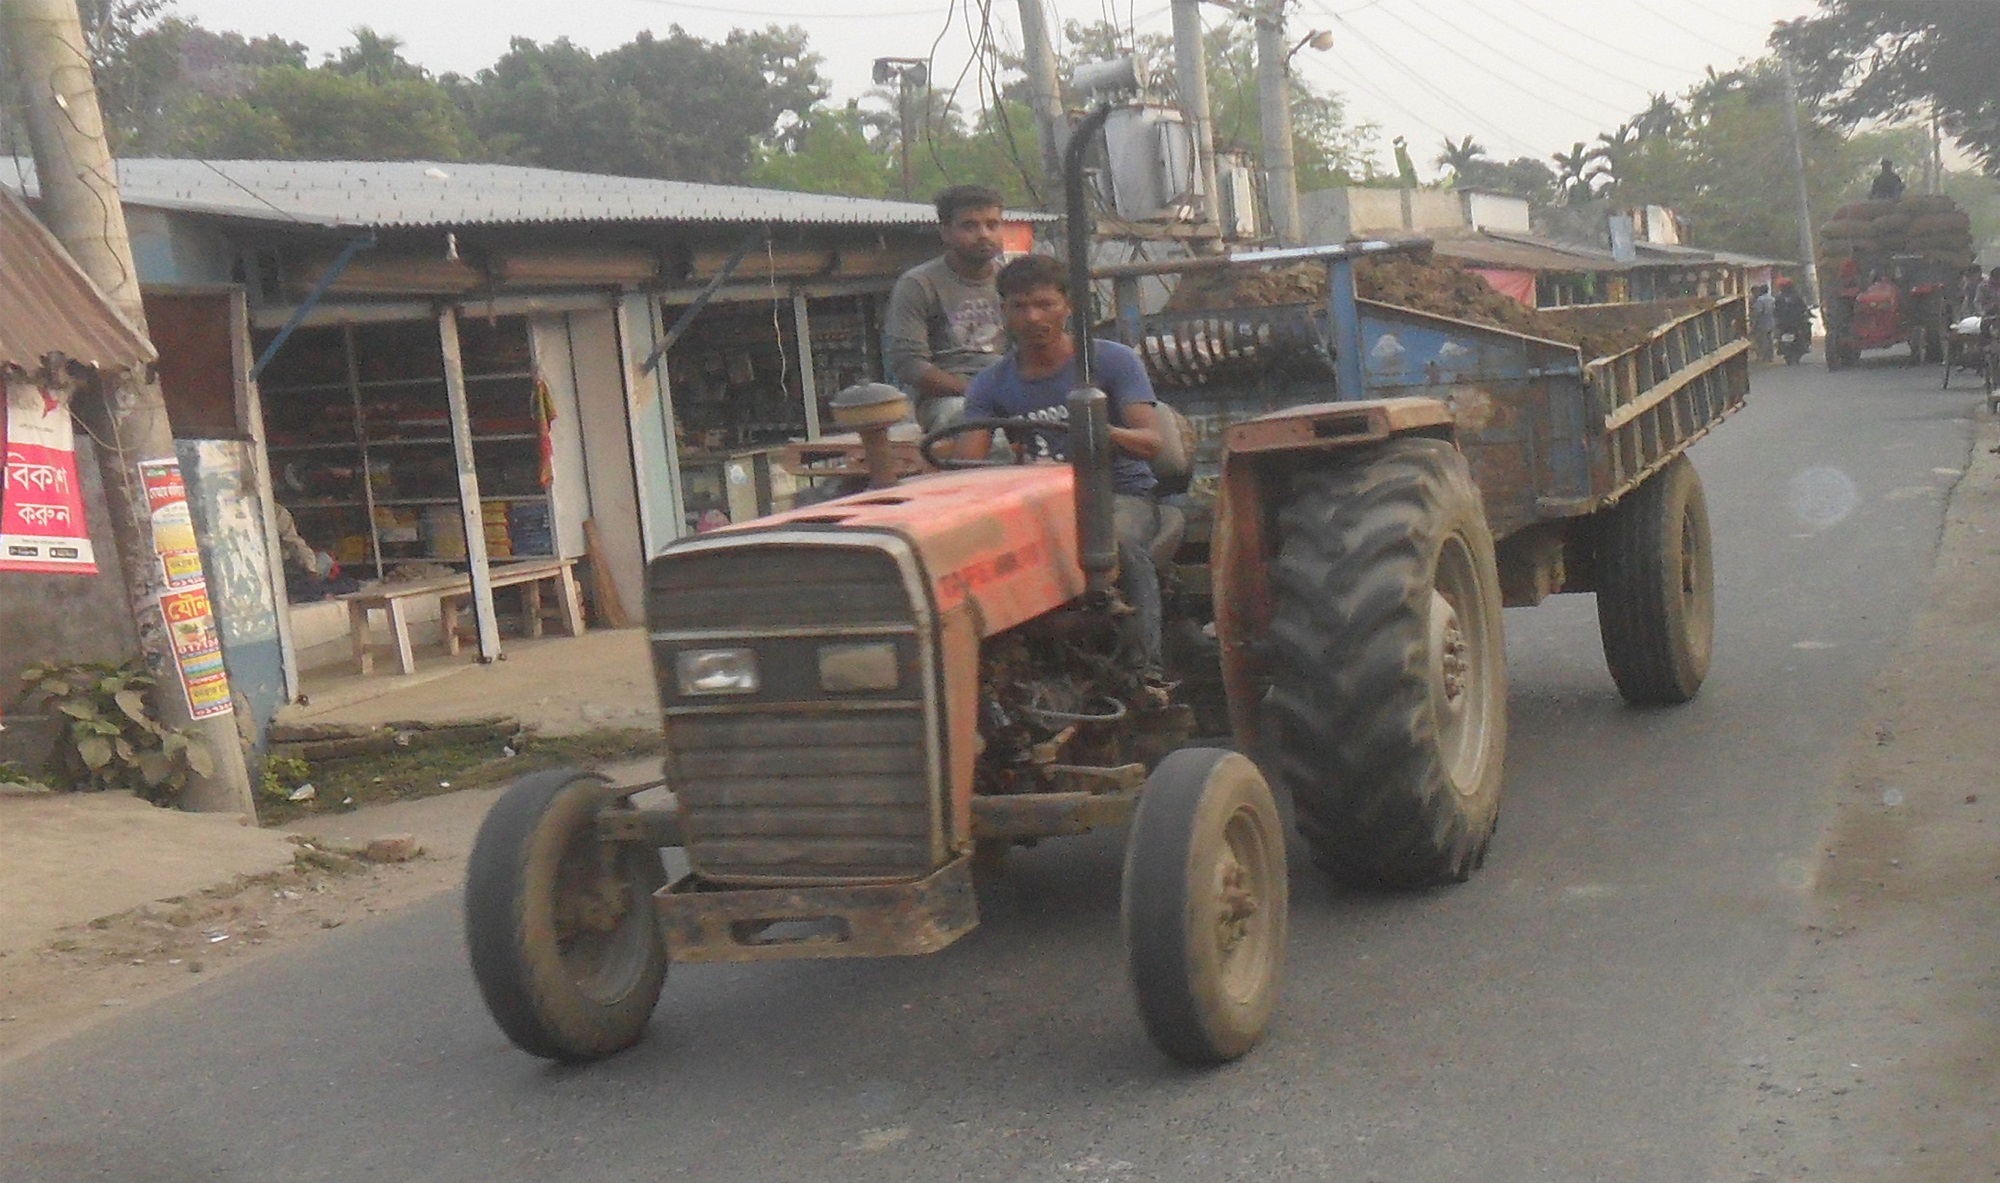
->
xmin=341 ymin=558 xmax=585 ymax=675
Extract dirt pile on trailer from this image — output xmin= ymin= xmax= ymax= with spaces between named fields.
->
xmin=1161 ymin=254 xmax=1671 ymax=360
xmin=1817 ymin=194 xmax=1974 ymax=269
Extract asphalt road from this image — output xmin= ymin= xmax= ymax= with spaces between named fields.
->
xmin=1 ymin=353 xmax=1981 ymax=1183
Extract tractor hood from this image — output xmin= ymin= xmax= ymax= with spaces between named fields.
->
xmin=700 ymin=466 xmax=1087 ymax=638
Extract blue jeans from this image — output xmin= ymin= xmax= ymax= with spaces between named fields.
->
xmin=1113 ymin=494 xmax=1164 ymax=674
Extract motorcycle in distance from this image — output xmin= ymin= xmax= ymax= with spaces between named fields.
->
xmin=1777 ymin=321 xmax=1810 ymax=365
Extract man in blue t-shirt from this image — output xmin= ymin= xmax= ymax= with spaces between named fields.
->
xmin=953 ymin=254 xmax=1170 ymax=680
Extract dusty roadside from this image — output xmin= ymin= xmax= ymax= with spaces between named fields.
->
xmin=1727 ymin=414 xmax=2000 ymax=1181
xmin=0 ymin=755 xmax=659 ymax=1069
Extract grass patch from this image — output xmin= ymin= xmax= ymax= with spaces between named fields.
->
xmin=254 ymin=727 xmax=660 ymax=826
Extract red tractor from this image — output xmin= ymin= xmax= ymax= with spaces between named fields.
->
xmin=461 ymin=106 xmax=1744 ymax=1068
xmin=1824 ymin=252 xmax=1949 ymax=369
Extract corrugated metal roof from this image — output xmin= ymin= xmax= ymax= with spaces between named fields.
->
xmin=1430 ymin=229 xmax=1638 ymax=273
xmin=0 ymin=187 xmax=154 ymax=376
xmin=4 ymin=157 xmax=1047 ymax=231
xmin=1706 ymin=248 xmax=1795 ymax=268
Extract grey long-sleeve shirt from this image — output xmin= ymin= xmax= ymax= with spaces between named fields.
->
xmin=881 ymin=256 xmax=1005 ymax=390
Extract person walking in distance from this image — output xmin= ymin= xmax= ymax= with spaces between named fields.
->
xmin=1750 ymin=284 xmax=1775 ymax=362
xmin=883 ymin=184 xmax=1010 ymax=431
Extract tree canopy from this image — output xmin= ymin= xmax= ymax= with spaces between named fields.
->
xmin=1582 ymin=60 xmax=1902 ymax=259
xmin=1775 ymin=1 xmax=2000 ymax=174
xmin=458 ymin=26 xmax=827 ymax=183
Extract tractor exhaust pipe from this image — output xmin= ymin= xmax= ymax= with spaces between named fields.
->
xmin=1065 ymin=103 xmax=1120 ymax=598
xmin=1068 ymin=387 xmax=1116 ymax=596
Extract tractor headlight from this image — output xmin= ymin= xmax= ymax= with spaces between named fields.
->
xmin=818 ymin=641 xmax=900 ymax=693
xmin=675 ymin=647 xmax=760 ymax=696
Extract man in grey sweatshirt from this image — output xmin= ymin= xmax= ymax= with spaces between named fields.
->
xmin=883 ymin=184 xmax=1008 ymax=430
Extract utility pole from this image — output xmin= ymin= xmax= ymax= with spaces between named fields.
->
xmin=1253 ymin=0 xmax=1301 ymax=245
xmin=1778 ymin=54 xmax=1822 ymax=306
xmin=1929 ymin=104 xmax=1943 ymax=195
xmin=873 ymin=57 xmax=929 ymax=201
xmin=4 ymin=0 xmax=254 ymax=814
xmin=897 ymin=78 xmax=915 ymax=199
xmin=1015 ymin=0 xmax=1068 ymax=211
xmin=1171 ymin=0 xmax=1222 ymax=239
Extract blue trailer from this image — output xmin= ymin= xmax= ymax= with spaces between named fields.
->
xmin=1098 ymin=239 xmax=1749 ymax=704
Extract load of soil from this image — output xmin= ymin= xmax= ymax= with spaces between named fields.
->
xmin=1818 ymin=193 xmax=1973 ymax=270
xmin=1161 ymin=252 xmax=1680 ymax=361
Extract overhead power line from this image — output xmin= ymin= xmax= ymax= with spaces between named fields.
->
xmin=1626 ymin=0 xmax=1752 ymax=56
xmin=1496 ymin=0 xmax=1711 ymax=76
xmin=1373 ymin=0 xmax=1635 ymax=125
xmin=638 ymin=0 xmax=943 ymax=17
xmin=1312 ymin=13 xmax=1543 ymax=157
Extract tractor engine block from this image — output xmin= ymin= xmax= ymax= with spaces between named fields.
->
xmin=974 ymin=614 xmax=1143 ymax=795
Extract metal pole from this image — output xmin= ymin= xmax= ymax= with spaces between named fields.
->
xmin=792 ymin=292 xmax=821 ymax=440
xmin=1253 ymin=0 xmax=1301 ymax=245
xmin=439 ymin=307 xmax=501 ymax=661
xmin=1779 ymin=55 xmax=1822 ymax=306
xmin=1015 ymin=0 xmax=1068 ymax=209
xmin=898 ymin=76 xmax=914 ymax=200
xmin=4 ymin=0 xmax=253 ymax=813
xmin=1172 ymin=0 xmax=1223 ymax=239
xmin=1930 ymin=105 xmax=1943 ymax=195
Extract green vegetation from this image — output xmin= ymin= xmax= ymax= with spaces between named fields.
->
xmin=32 ymin=2 xmax=1991 ymax=263
xmin=1778 ymin=1 xmax=2000 ymax=176
xmin=12 ymin=660 xmax=212 ymax=803
xmin=252 ymin=727 xmax=658 ymax=826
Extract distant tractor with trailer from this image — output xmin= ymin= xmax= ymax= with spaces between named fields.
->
xmin=463 ymin=114 xmax=1751 ymax=1068
xmin=1818 ymin=194 xmax=1975 ymax=369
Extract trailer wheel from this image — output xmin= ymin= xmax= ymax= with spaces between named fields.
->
xmin=1123 ymin=748 xmax=1287 ymax=1066
xmin=1594 ymin=454 xmax=1714 ymax=706
xmin=465 ymin=769 xmax=667 ymax=1061
xmin=1267 ymin=440 xmax=1508 ymax=888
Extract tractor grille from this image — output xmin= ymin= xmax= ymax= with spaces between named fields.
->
xmin=648 ymin=538 xmax=941 ymax=886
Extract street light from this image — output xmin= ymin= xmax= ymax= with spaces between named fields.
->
xmin=873 ymin=57 xmax=929 ymax=200
xmin=1284 ymin=28 xmax=1334 ymax=69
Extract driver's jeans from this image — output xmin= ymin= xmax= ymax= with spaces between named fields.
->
xmin=1113 ymin=494 xmax=1165 ymax=675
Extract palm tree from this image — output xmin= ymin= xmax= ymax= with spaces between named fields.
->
xmin=332 ymin=27 xmax=417 ymax=86
xmin=1436 ymin=134 xmax=1488 ymax=182
xmin=1688 ymin=65 xmax=1748 ymax=109
xmin=1633 ymin=92 xmax=1681 ymax=139
xmin=1589 ymin=123 xmax=1639 ymax=192
xmin=1551 ymin=141 xmax=1597 ymax=205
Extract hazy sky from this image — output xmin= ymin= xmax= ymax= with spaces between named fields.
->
xmin=168 ymin=0 xmax=1825 ymax=176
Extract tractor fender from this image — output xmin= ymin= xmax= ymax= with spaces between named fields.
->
xmin=1210 ymin=397 xmax=1459 ymax=750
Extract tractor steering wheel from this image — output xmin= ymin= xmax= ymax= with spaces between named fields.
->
xmin=920 ymin=418 xmax=1070 ymax=470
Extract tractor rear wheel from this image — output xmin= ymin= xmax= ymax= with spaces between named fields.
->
xmin=1267 ymin=440 xmax=1508 ymax=888
xmin=1594 ymin=454 xmax=1714 ymax=705
xmin=1123 ymin=748 xmax=1287 ymax=1066
xmin=464 ymin=769 xmax=668 ymax=1061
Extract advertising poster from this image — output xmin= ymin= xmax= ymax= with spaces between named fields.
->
xmin=0 ymin=379 xmax=97 ymax=574
xmin=145 ymin=456 xmax=233 ymax=718
xmin=161 ymin=585 xmax=233 ymax=719
xmin=138 ymin=457 xmax=203 ymax=588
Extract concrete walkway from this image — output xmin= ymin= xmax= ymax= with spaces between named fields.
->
xmin=285 ymin=626 xmax=657 ymax=736
xmin=1 ymin=624 xmax=663 ymax=962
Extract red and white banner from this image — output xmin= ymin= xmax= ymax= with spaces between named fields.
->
xmin=1 ymin=379 xmax=96 ymax=575
xmin=1471 ymin=267 xmax=1539 ymax=308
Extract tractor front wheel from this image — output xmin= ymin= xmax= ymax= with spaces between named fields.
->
xmin=1267 ymin=440 xmax=1508 ymax=888
xmin=1123 ymin=748 xmax=1288 ymax=1066
xmin=464 ymin=769 xmax=668 ymax=1062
